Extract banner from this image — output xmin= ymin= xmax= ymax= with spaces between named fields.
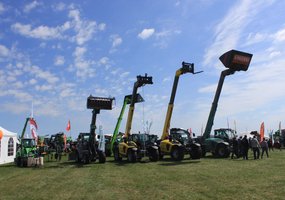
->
xmin=66 ymin=120 xmax=71 ymax=131
xmin=30 ymin=118 xmax=38 ymax=141
xmin=64 ymin=134 xmax=67 ymax=150
xmin=260 ymin=122 xmax=264 ymax=142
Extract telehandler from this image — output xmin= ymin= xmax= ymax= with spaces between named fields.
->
xmin=158 ymin=62 xmax=202 ymax=161
xmin=195 ymin=49 xmax=253 ymax=158
xmin=113 ymin=74 xmax=159 ymax=162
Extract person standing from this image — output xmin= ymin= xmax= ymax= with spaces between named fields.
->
xmin=261 ymin=138 xmax=269 ymax=158
xmin=231 ymin=137 xmax=239 ymax=159
xmin=251 ymin=136 xmax=260 ymax=159
xmin=241 ymin=135 xmax=249 ymax=160
xmin=268 ymin=139 xmax=274 ymax=151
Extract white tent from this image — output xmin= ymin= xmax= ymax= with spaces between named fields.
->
xmin=0 ymin=126 xmax=19 ymax=165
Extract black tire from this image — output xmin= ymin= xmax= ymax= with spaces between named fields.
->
xmin=105 ymin=149 xmax=111 ymax=157
xmin=114 ymin=148 xmax=122 ymax=161
xmin=201 ymin=145 xmax=207 ymax=157
xmin=22 ymin=159 xmax=27 ymax=167
xmin=149 ymin=149 xmax=159 ymax=162
xmin=98 ymin=151 xmax=106 ymax=163
xmin=171 ymin=146 xmax=184 ymax=161
xmin=215 ymin=144 xmax=230 ymax=158
xmin=75 ymin=151 xmax=81 ymax=163
xmin=127 ymin=149 xmax=137 ymax=163
xmin=190 ymin=144 xmax=202 ymax=160
xmin=84 ymin=154 xmax=90 ymax=164
xmin=16 ymin=157 xmax=21 ymax=167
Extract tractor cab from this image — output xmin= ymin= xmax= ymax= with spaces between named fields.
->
xmin=170 ymin=128 xmax=191 ymax=146
xmin=214 ymin=128 xmax=237 ymax=143
xmin=21 ymin=138 xmax=36 ymax=148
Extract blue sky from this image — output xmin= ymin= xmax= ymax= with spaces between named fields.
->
xmin=1 ymin=0 xmax=285 ymax=139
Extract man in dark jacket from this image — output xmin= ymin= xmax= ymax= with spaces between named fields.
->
xmin=231 ymin=137 xmax=239 ymax=159
xmin=241 ymin=135 xmax=249 ymax=160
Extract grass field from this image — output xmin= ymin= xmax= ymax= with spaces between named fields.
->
xmin=1 ymin=150 xmax=285 ymax=200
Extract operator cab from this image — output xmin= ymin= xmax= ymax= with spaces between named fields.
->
xmin=214 ymin=128 xmax=237 ymax=143
xmin=22 ymin=138 xmax=36 ymax=148
xmin=170 ymin=128 xmax=191 ymax=146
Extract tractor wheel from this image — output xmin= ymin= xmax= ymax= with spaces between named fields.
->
xmin=201 ymin=146 xmax=207 ymax=157
xmin=16 ymin=157 xmax=21 ymax=167
xmin=215 ymin=144 xmax=230 ymax=158
xmin=127 ymin=149 xmax=137 ymax=163
xmin=98 ymin=151 xmax=106 ymax=163
xmin=75 ymin=151 xmax=80 ymax=163
xmin=22 ymin=159 xmax=27 ymax=167
xmin=83 ymin=154 xmax=90 ymax=164
xmin=171 ymin=147 xmax=184 ymax=161
xmin=149 ymin=149 xmax=159 ymax=162
xmin=190 ymin=144 xmax=202 ymax=160
xmin=114 ymin=148 xmax=122 ymax=161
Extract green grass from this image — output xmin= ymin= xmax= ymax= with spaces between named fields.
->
xmin=1 ymin=150 xmax=285 ymax=200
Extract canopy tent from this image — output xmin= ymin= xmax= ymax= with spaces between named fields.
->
xmin=0 ymin=126 xmax=19 ymax=165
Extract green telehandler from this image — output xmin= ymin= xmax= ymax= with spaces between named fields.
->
xmin=195 ymin=49 xmax=253 ymax=158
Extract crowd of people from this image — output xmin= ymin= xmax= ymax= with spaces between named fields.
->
xmin=230 ymin=135 xmax=278 ymax=160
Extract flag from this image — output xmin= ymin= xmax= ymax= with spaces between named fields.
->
xmin=66 ymin=120 xmax=71 ymax=131
xmin=0 ymin=130 xmax=3 ymax=140
xmin=64 ymin=134 xmax=67 ymax=150
xmin=30 ymin=118 xmax=38 ymax=140
xmin=260 ymin=122 xmax=264 ymax=142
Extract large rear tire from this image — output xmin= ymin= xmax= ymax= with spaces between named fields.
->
xmin=83 ymin=154 xmax=90 ymax=164
xmin=113 ymin=148 xmax=122 ymax=161
xmin=149 ymin=149 xmax=159 ymax=162
xmin=215 ymin=144 xmax=230 ymax=158
xmin=98 ymin=151 xmax=106 ymax=163
xmin=127 ymin=149 xmax=137 ymax=163
xmin=190 ymin=144 xmax=202 ymax=160
xmin=171 ymin=146 xmax=184 ymax=161
xmin=16 ymin=157 xmax=21 ymax=167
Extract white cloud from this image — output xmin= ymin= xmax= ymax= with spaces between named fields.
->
xmin=1 ymin=103 xmax=30 ymax=114
xmin=98 ymin=23 xmax=106 ymax=31
xmin=111 ymin=35 xmax=122 ymax=48
xmin=73 ymin=46 xmax=86 ymax=57
xmin=28 ymin=65 xmax=59 ymax=84
xmin=24 ymin=1 xmax=41 ymax=13
xmin=245 ymin=32 xmax=268 ymax=46
xmin=73 ymin=46 xmax=95 ymax=78
xmin=35 ymin=84 xmax=53 ymax=91
xmin=29 ymin=79 xmax=37 ymax=85
xmin=120 ymin=71 xmax=130 ymax=78
xmin=6 ymin=89 xmax=33 ymax=102
xmin=0 ymin=2 xmax=5 ymax=14
xmin=203 ymin=0 xmax=273 ymax=67
xmin=52 ymin=2 xmax=66 ymax=11
xmin=0 ymin=44 xmax=9 ymax=57
xmin=11 ymin=23 xmax=64 ymax=40
xmin=273 ymin=27 xmax=285 ymax=42
xmin=99 ymin=57 xmax=109 ymax=65
xmin=36 ymin=102 xmax=61 ymax=117
xmin=163 ymin=77 xmax=171 ymax=82
xmin=138 ymin=28 xmax=155 ymax=40
xmin=68 ymin=9 xmax=100 ymax=45
xmin=54 ymin=55 xmax=65 ymax=66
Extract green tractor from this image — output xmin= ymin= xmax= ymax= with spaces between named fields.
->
xmin=15 ymin=138 xmax=38 ymax=167
xmin=15 ymin=117 xmax=39 ymax=167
